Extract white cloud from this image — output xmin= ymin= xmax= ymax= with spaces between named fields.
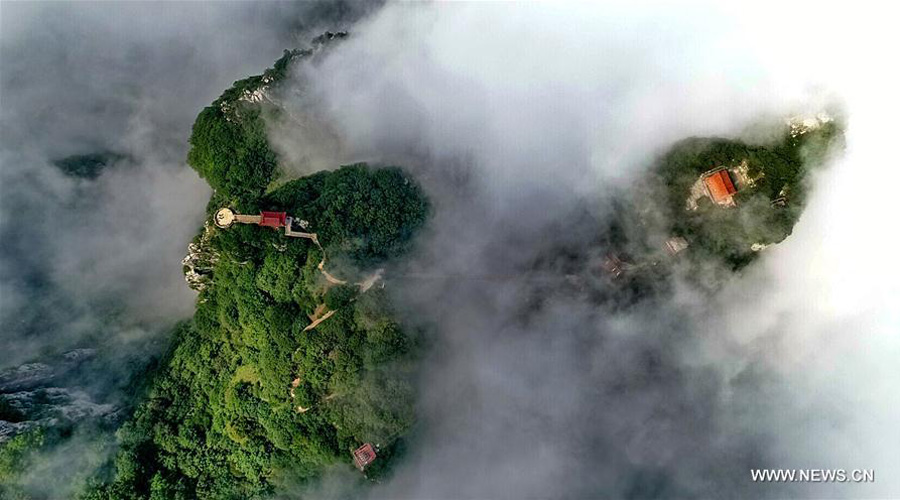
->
xmin=286 ymin=2 xmax=900 ymax=497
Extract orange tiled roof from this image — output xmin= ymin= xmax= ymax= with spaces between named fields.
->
xmin=705 ymin=170 xmax=736 ymax=203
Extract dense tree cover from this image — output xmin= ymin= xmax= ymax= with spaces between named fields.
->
xmin=81 ymin=40 xmax=429 ymax=497
xmin=185 ymin=47 xmax=312 ymax=203
xmin=1 ymin=425 xmax=118 ymax=499
xmin=187 ymin=105 xmax=277 ymax=201
xmin=265 ymin=164 xmax=429 ymax=262
xmin=651 ymin=121 xmax=843 ymax=268
xmin=0 ymin=429 xmax=45 ymax=498
xmin=81 ymin=164 xmax=427 ymax=498
xmin=186 ymin=36 xmax=347 ymax=205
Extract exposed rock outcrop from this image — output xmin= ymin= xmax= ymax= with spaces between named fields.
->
xmin=0 ymin=349 xmax=121 ymax=442
xmin=182 ymin=221 xmax=219 ymax=292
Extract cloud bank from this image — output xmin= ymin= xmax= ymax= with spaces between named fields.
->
xmin=0 ymin=1 xmax=379 ymax=495
xmin=275 ymin=2 xmax=899 ymax=498
xmin=1 ymin=1 xmax=896 ymax=498
xmin=0 ymin=0 xmax=379 ymax=366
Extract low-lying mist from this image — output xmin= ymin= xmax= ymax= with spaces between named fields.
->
xmin=0 ymin=1 xmax=379 ymax=496
xmin=276 ymin=2 xmax=899 ymax=498
xmin=1 ymin=1 xmax=897 ymax=498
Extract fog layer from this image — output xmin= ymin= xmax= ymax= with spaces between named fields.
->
xmin=280 ymin=2 xmax=899 ymax=498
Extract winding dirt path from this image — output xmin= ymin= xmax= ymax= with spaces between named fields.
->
xmin=287 ymin=230 xmax=388 ymax=404
xmin=302 ymin=309 xmax=336 ymax=332
xmin=317 ymin=260 xmax=347 ymax=285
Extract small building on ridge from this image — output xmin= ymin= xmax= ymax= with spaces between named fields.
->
xmin=665 ymin=236 xmax=689 ymax=255
xmin=703 ymin=169 xmax=737 ymax=206
xmin=353 ymin=443 xmax=377 ymax=471
xmin=259 ymin=211 xmax=287 ymax=228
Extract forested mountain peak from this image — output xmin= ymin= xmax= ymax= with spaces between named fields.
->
xmin=78 ymin=36 xmax=430 ymax=498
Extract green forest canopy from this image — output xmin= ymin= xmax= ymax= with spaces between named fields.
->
xmin=79 ymin=42 xmax=430 ymax=500
xmin=3 ymin=32 xmax=845 ymax=499
xmin=651 ymin=120 xmax=842 ymax=268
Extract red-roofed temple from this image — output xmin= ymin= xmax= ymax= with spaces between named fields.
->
xmin=704 ymin=170 xmax=737 ymax=205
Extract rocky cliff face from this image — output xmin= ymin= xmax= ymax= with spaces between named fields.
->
xmin=182 ymin=37 xmax=351 ymax=291
xmin=182 ymin=221 xmax=219 ymax=292
xmin=0 ymin=349 xmax=123 ymax=442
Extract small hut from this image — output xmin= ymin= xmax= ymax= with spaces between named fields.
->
xmin=352 ymin=443 xmax=377 ymax=471
xmin=601 ymin=254 xmax=626 ymax=278
xmin=665 ymin=236 xmax=689 ymax=255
